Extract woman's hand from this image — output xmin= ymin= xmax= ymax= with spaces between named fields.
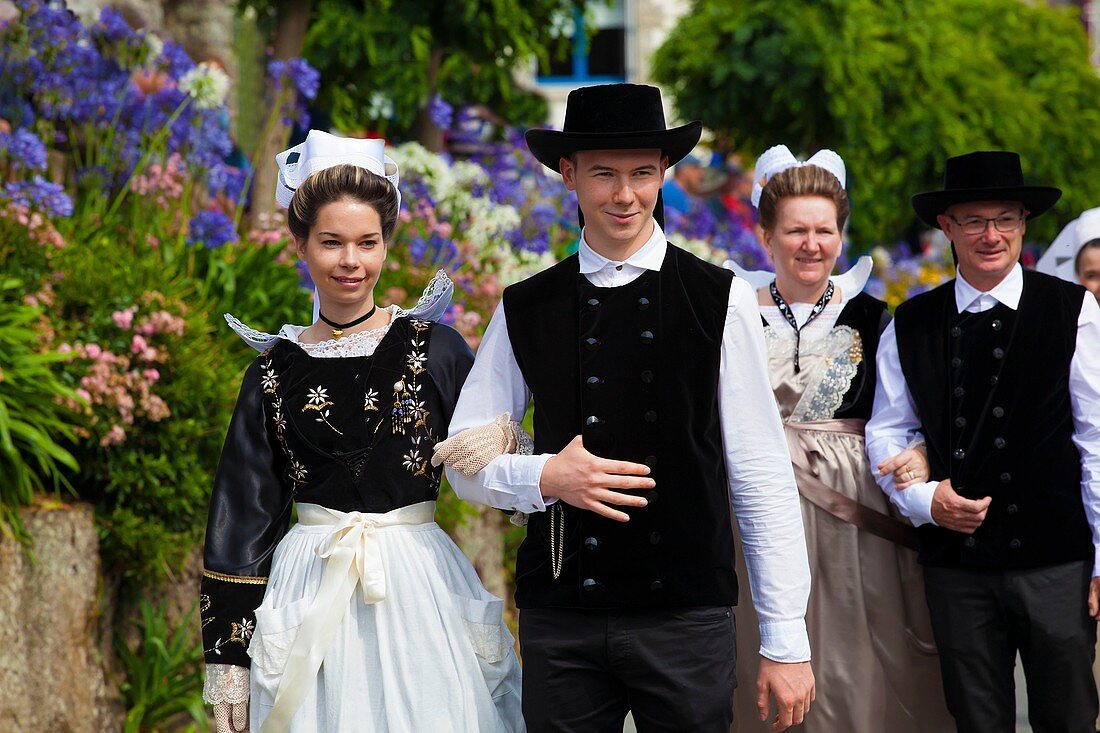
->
xmin=213 ymin=700 xmax=249 ymax=733
xmin=878 ymin=444 xmax=930 ymax=490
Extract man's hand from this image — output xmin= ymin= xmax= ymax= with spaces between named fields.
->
xmin=930 ymin=479 xmax=991 ymax=533
xmin=539 ymin=435 xmax=653 ymax=522
xmin=756 ymin=658 xmax=815 ymax=731
xmin=1088 ymin=576 xmax=1100 ymax=620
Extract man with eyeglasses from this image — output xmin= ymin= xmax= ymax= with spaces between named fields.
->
xmin=866 ymin=151 xmax=1100 ymax=732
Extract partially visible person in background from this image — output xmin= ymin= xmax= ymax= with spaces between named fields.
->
xmin=661 ymin=152 xmax=702 ymax=215
xmin=1038 ymin=207 xmax=1100 ymax=304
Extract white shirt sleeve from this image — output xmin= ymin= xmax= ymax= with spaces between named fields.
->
xmin=720 ymin=278 xmax=811 ymax=663
xmin=1069 ymin=294 xmax=1100 ymax=577
xmin=445 ymin=301 xmax=552 ymax=514
xmin=865 ymin=320 xmax=939 ymax=526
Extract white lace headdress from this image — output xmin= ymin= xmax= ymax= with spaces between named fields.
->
xmin=227 ymin=129 xmax=453 ymax=352
xmin=1036 ymin=206 xmax=1100 ymax=285
xmin=750 ymin=144 xmax=847 ymax=208
xmin=275 ymin=130 xmax=401 ymax=211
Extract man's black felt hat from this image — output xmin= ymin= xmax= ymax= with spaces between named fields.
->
xmin=525 ymin=84 xmax=702 ymax=171
xmin=911 ymin=151 xmax=1062 ymax=228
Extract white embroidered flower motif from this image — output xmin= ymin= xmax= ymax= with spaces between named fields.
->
xmin=271 ymin=398 xmax=287 ymax=433
xmin=289 ymin=459 xmax=308 ymax=483
xmin=364 ymin=387 xmax=379 ymax=412
xmin=261 ymin=364 xmax=279 ymax=393
xmin=230 ymin=617 xmax=255 ymax=644
xmin=410 ymin=399 xmax=429 ymax=427
xmin=306 ymin=386 xmax=330 ymax=406
xmin=406 ymin=350 xmax=427 ymax=375
xmin=403 ymin=442 xmax=426 ymax=475
xmin=303 ymin=385 xmax=343 ymax=435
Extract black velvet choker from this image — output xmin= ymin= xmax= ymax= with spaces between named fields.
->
xmin=318 ymin=305 xmax=377 ymax=339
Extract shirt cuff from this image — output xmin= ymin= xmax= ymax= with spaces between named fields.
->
xmin=485 ymin=453 xmax=552 ymax=514
xmin=890 ymin=480 xmax=938 ymax=527
xmin=758 ymin=619 xmax=811 ymax=663
xmin=1093 ymin=545 xmax=1100 ymax=578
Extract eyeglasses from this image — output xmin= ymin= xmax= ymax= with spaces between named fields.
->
xmin=947 ymin=212 xmax=1026 ymax=236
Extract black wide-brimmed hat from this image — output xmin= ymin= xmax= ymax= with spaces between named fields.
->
xmin=911 ymin=151 xmax=1061 ymax=228
xmin=525 ymin=84 xmax=702 ymax=171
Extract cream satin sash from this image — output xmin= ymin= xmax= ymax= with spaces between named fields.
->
xmin=785 ymin=420 xmax=920 ymax=551
xmin=260 ymin=501 xmax=437 ymax=733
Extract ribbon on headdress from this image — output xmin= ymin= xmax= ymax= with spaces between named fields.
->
xmin=750 ymin=144 xmax=847 ymax=208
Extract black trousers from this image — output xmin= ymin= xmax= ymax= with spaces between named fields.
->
xmin=518 ymin=606 xmax=738 ymax=733
xmin=923 ymin=560 xmax=1098 ymax=733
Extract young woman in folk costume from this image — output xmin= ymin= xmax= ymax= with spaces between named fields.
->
xmin=725 ymin=146 xmax=952 ymax=731
xmin=198 ymin=131 xmax=523 ymax=733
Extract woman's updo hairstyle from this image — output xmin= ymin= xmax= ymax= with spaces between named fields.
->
xmin=756 ymin=165 xmax=850 ymax=233
xmin=287 ymin=163 xmax=400 ymax=243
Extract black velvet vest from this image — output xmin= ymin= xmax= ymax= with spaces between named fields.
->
xmin=894 ymin=270 xmax=1090 ymax=569
xmin=503 ymin=243 xmax=738 ymax=609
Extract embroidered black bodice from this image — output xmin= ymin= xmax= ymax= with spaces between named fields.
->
xmin=200 ymin=317 xmax=473 ymax=667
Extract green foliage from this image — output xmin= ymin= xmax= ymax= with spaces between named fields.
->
xmin=45 ymin=229 xmax=239 ymax=583
xmin=303 ymin=0 xmax=578 ymax=137
xmin=116 ymin=599 xmax=208 ymax=733
xmin=652 ymin=0 xmax=1100 ymax=248
xmin=0 ymin=278 xmax=79 ymax=543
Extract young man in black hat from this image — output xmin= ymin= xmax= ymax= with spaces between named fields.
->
xmin=443 ymin=84 xmax=814 ymax=732
xmin=867 ymin=151 xmax=1100 ymax=732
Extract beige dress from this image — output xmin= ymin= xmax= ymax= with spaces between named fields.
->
xmin=732 ymin=298 xmax=953 ymax=732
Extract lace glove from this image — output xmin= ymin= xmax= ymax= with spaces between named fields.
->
xmin=431 ymin=412 xmax=533 ymax=476
xmin=205 ymin=664 xmax=250 ymax=733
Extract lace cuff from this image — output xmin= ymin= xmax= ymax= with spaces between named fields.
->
xmin=431 ymin=412 xmax=533 ymax=476
xmin=204 ymin=663 xmax=250 ymax=705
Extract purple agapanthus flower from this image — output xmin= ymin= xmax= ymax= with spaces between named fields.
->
xmin=0 ymin=128 xmax=48 ymax=171
xmin=428 ymin=95 xmax=454 ymax=130
xmin=91 ymin=7 xmax=138 ymax=46
xmin=267 ymin=57 xmax=320 ymax=100
xmin=187 ymin=210 xmax=238 ymax=249
xmin=3 ymin=176 xmax=74 ymax=217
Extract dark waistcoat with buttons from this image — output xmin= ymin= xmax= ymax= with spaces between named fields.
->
xmin=502 ymin=243 xmax=737 ymax=609
xmin=894 ymin=270 xmax=1089 ymax=570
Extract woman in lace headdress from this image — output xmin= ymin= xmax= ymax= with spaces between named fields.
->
xmin=198 ymin=131 xmax=523 ymax=733
xmin=725 ymin=146 xmax=951 ymax=731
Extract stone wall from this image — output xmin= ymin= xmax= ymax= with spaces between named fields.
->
xmin=0 ymin=503 xmax=124 ymax=732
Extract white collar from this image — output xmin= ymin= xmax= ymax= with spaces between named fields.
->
xmin=955 ymin=263 xmax=1023 ymax=312
xmin=578 ymin=220 xmax=667 ymax=274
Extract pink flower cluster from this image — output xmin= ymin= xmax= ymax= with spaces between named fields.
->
xmin=56 ymin=303 xmax=185 ymax=447
xmin=130 ymin=153 xmax=186 ymax=210
xmin=2 ymin=202 xmax=66 ymax=248
xmin=68 ymin=342 xmax=170 ymax=447
xmin=447 ymin=303 xmax=483 ymax=350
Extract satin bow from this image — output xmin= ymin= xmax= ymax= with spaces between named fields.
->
xmin=317 ymin=511 xmax=388 ymax=604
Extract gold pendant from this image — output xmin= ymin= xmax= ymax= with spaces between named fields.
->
xmin=331 ymin=328 xmax=343 ymax=339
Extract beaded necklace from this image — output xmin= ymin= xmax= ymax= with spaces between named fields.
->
xmin=769 ymin=279 xmax=834 ymax=374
